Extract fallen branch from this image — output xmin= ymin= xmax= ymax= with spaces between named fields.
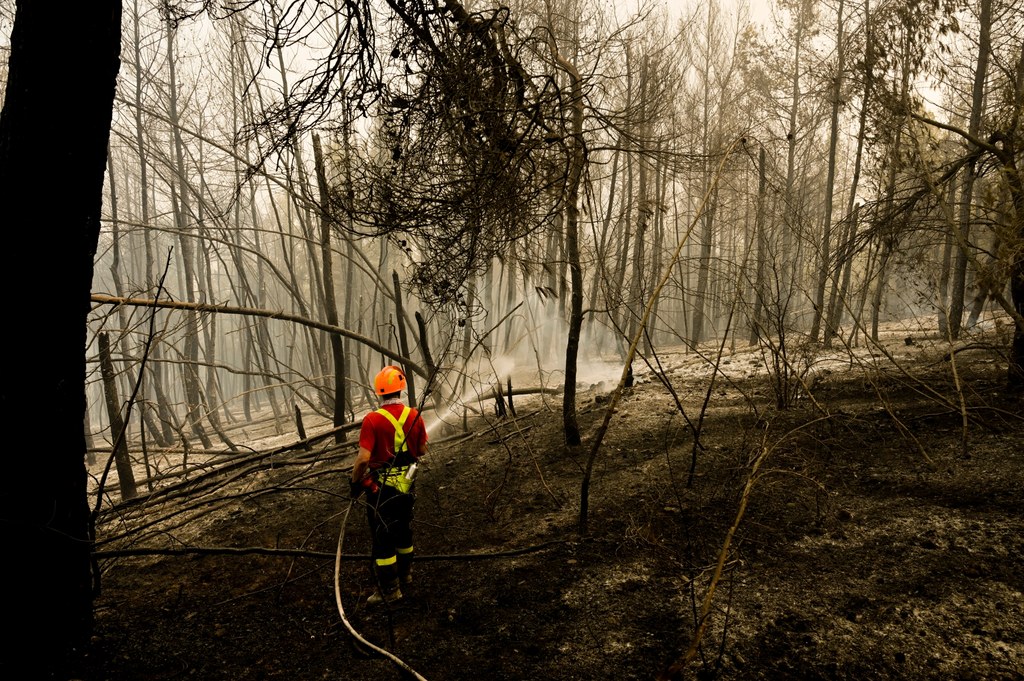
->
xmin=472 ymin=386 xmax=560 ymax=404
xmin=93 ymin=539 xmax=567 ymax=562
xmin=487 ymin=426 xmax=533 ymax=444
xmin=940 ymin=342 xmax=1003 ymax=361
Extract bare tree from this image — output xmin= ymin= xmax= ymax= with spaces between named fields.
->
xmin=948 ymin=0 xmax=993 ymax=338
xmin=810 ymin=0 xmax=847 ymax=341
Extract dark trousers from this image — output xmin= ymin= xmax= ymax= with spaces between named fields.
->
xmin=365 ymin=484 xmax=414 ymax=592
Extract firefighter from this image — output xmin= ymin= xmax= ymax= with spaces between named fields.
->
xmin=350 ymin=365 xmax=429 ymax=604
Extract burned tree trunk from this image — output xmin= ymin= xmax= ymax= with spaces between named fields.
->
xmin=0 ymin=1 xmax=122 ymax=675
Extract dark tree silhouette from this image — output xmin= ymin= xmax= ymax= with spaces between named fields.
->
xmin=0 ymin=2 xmax=122 ymax=677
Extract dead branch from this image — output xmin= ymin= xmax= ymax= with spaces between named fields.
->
xmin=91 ymin=293 xmax=425 ymax=378
xmin=95 ymin=539 xmax=566 ymax=562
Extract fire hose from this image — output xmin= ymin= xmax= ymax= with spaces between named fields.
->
xmin=334 ymin=498 xmax=430 ymax=681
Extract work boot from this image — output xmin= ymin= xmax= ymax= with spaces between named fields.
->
xmin=367 ymin=587 xmax=403 ymax=605
xmin=400 ymin=566 xmax=413 ymax=586
xmin=370 ymin=559 xmax=401 ymax=604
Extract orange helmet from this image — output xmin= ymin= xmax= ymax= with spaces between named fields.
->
xmin=374 ymin=365 xmax=407 ymax=396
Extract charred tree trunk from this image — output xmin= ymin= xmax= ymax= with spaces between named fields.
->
xmin=950 ymin=0 xmax=992 ymax=339
xmin=314 ymin=133 xmax=347 ymax=442
xmin=98 ymin=333 xmax=139 ymax=501
xmin=811 ymin=0 xmax=846 ymax=341
xmin=545 ymin=5 xmax=585 ymax=446
xmin=750 ymin=147 xmax=768 ymax=345
xmin=0 ymin=2 xmax=122 ymax=674
xmin=392 ymin=271 xmax=417 ymax=407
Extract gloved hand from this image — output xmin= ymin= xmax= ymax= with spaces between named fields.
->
xmin=349 ymin=479 xmax=365 ymax=499
xmin=350 ymin=477 xmax=378 ymax=499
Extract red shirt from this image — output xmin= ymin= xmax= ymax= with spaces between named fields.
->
xmin=358 ymin=403 xmax=427 ymax=469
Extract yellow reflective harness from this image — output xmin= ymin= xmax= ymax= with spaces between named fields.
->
xmin=374 ymin=406 xmax=415 ymax=493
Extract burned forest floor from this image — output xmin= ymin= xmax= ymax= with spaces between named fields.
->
xmin=75 ymin=322 xmax=1024 ymax=681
